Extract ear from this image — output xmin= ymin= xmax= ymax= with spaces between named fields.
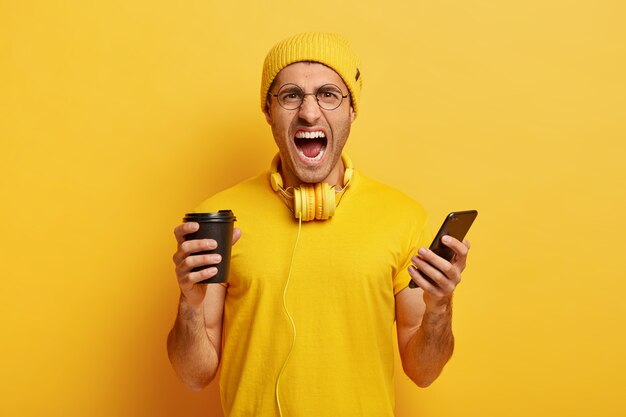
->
xmin=264 ymin=97 xmax=272 ymax=125
xmin=349 ymin=105 xmax=355 ymax=123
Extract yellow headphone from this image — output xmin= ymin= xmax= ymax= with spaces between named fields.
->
xmin=269 ymin=153 xmax=354 ymax=221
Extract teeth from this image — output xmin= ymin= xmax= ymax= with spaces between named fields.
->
xmin=295 ymin=131 xmax=326 ymax=139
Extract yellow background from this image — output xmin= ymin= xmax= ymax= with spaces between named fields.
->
xmin=1 ymin=1 xmax=625 ymax=416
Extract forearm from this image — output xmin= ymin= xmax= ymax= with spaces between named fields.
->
xmin=167 ymin=296 xmax=220 ymax=390
xmin=402 ymin=302 xmax=454 ymax=388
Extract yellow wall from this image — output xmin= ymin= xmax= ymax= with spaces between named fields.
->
xmin=1 ymin=1 xmax=624 ymax=416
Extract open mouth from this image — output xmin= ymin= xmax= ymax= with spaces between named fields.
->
xmin=294 ymin=130 xmax=327 ymax=162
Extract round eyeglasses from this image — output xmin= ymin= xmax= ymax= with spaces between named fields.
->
xmin=269 ymin=83 xmax=349 ymax=111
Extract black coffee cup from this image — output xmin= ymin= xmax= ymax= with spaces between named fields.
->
xmin=182 ymin=210 xmax=237 ymax=284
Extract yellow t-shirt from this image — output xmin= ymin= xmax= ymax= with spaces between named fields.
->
xmin=195 ymin=170 xmax=431 ymax=417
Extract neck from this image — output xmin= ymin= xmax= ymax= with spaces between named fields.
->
xmin=281 ymin=158 xmax=346 ymax=189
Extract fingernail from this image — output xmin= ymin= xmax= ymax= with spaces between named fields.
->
xmin=418 ymin=248 xmax=427 ymax=256
xmin=442 ymin=235 xmax=451 ymax=243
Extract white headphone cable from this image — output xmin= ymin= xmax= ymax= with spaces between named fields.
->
xmin=275 ymin=214 xmax=302 ymax=417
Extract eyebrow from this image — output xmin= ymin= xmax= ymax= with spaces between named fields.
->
xmin=280 ymin=85 xmax=302 ymax=92
xmin=317 ymin=84 xmax=342 ymax=92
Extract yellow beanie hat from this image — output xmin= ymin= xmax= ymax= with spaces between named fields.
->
xmin=261 ymin=32 xmax=363 ymax=116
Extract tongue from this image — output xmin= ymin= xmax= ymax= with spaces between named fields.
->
xmin=299 ymin=139 xmax=324 ymax=158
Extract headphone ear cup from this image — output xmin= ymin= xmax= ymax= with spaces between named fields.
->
xmin=304 ymin=184 xmax=316 ymax=221
xmin=314 ymin=183 xmax=323 ymax=220
xmin=299 ymin=183 xmax=337 ymax=220
xmin=293 ymin=186 xmax=303 ymax=219
xmin=294 ymin=184 xmax=336 ymax=221
xmin=270 ymin=153 xmax=353 ymax=221
xmin=321 ymin=183 xmax=336 ymax=220
xmin=295 ymin=185 xmax=315 ymax=221
xmin=317 ymin=183 xmax=335 ymax=220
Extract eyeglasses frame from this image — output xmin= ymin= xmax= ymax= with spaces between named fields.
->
xmin=269 ymin=83 xmax=349 ymax=111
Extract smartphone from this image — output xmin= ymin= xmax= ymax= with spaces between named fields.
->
xmin=408 ymin=210 xmax=478 ymax=289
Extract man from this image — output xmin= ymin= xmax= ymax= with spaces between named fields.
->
xmin=167 ymin=32 xmax=471 ymax=417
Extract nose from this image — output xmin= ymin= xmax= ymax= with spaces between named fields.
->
xmin=298 ymin=95 xmax=322 ymax=124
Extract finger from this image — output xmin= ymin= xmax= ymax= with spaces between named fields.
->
xmin=408 ymin=265 xmax=446 ymax=297
xmin=463 ymin=238 xmax=471 ymax=250
xmin=174 ymin=222 xmax=199 ymax=244
xmin=441 ymin=236 xmax=469 ymax=269
xmin=177 ymin=253 xmax=223 ymax=274
xmin=172 ymin=239 xmax=217 ymax=264
xmin=441 ymin=235 xmax=469 ymax=258
xmin=182 ymin=267 xmax=219 ymax=285
xmin=413 ymin=257 xmax=454 ymax=292
xmin=232 ymin=228 xmax=242 ymax=245
xmin=416 ymin=257 xmax=457 ymax=291
xmin=413 ymin=249 xmax=458 ymax=285
xmin=180 ymin=239 xmax=217 ymax=255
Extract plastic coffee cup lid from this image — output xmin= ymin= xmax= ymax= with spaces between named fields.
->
xmin=183 ymin=210 xmax=236 ymax=222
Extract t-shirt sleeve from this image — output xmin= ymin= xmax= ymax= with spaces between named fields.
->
xmin=392 ymin=216 xmax=434 ymax=295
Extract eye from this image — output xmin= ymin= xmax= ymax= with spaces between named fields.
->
xmin=278 ymin=89 xmax=303 ymax=102
xmin=317 ymin=86 xmax=342 ymax=100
